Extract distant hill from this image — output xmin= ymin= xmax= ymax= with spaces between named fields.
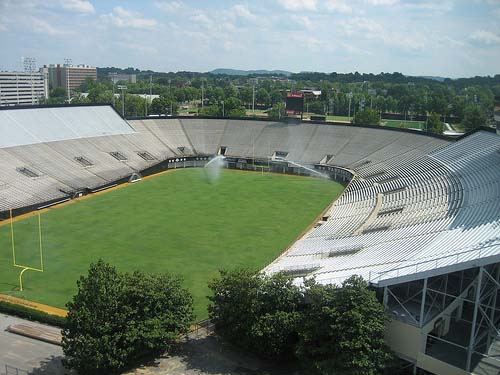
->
xmin=210 ymin=68 xmax=292 ymax=76
xmin=417 ymin=76 xmax=448 ymax=82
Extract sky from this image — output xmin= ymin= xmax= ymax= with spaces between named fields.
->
xmin=0 ymin=0 xmax=499 ymax=78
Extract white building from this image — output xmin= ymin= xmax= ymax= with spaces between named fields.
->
xmin=0 ymin=71 xmax=48 ymax=106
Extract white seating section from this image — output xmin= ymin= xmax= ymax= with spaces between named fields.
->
xmin=267 ymin=131 xmax=500 ymax=287
xmin=1 ymin=106 xmax=499 ymax=289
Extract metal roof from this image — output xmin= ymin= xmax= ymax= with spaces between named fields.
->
xmin=0 ymin=106 xmax=135 ymax=149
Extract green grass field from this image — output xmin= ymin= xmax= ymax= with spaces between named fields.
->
xmin=0 ymin=169 xmax=343 ymax=318
xmin=381 ymin=119 xmax=425 ymax=130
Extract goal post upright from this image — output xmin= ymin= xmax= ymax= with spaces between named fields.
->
xmin=9 ymin=209 xmax=44 ymax=291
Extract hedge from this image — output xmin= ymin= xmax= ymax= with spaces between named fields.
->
xmin=0 ymin=300 xmax=67 ymax=328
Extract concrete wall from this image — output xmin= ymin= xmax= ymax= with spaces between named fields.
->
xmin=385 ymin=319 xmax=421 ymax=361
xmin=417 ymin=353 xmax=470 ymax=375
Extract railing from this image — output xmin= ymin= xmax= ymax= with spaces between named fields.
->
xmin=314 ymin=241 xmax=500 ymax=286
xmin=3 ymin=365 xmax=29 ymax=375
xmin=370 ymin=241 xmax=500 ymax=283
xmin=185 ymin=319 xmax=215 ymax=339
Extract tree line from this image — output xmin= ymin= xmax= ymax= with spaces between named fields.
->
xmin=61 ymin=261 xmax=392 ymax=375
xmin=40 ymin=69 xmax=498 ymax=131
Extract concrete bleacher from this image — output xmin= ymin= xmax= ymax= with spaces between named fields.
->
xmin=0 ymin=107 xmax=498 ymax=290
xmin=179 ymin=118 xmax=228 ymax=155
xmin=267 ymin=130 xmax=500 ymax=289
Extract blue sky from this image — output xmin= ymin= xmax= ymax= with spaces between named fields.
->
xmin=0 ymin=0 xmax=499 ymax=77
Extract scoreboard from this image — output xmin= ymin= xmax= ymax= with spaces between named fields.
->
xmin=286 ymin=93 xmax=304 ymax=115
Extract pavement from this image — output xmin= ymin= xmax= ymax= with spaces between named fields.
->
xmin=0 ymin=315 xmax=294 ymax=375
xmin=0 ymin=314 xmax=66 ymax=375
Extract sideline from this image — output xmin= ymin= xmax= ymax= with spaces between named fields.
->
xmin=0 ymin=294 xmax=67 ymax=317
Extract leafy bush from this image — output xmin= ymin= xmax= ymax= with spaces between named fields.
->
xmin=0 ymin=300 xmax=67 ymax=328
xmin=208 ymin=270 xmax=392 ymax=374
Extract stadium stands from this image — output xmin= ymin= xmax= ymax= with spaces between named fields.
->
xmin=0 ymin=105 xmax=499 ymax=374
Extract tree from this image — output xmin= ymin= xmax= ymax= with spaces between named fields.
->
xmin=256 ymin=88 xmax=271 ymax=107
xmin=199 ymin=105 xmax=220 ymax=117
xmin=62 ymin=260 xmax=194 ymax=375
xmin=426 ymin=112 xmax=444 ymax=134
xmin=208 ymin=269 xmax=302 ymax=359
xmin=268 ymin=103 xmax=285 ymax=120
xmin=462 ymin=104 xmax=486 ymax=131
xmin=297 ymin=276 xmax=392 ymax=375
xmin=50 ymin=87 xmax=67 ymax=99
xmin=151 ymin=95 xmax=178 ymax=115
xmin=353 ymin=108 xmax=380 ymax=126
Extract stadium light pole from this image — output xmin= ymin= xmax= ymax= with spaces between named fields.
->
xmin=252 ymin=84 xmax=255 ymax=115
xmin=117 ymin=85 xmax=127 ymax=118
xmin=348 ymin=92 xmax=353 ymax=121
xmin=201 ymin=79 xmax=204 ymax=109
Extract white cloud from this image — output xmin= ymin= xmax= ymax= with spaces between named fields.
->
xmin=325 ymin=0 xmax=352 ymax=13
xmin=291 ymin=15 xmax=313 ymax=29
xmin=470 ymin=30 xmax=500 ymax=44
xmin=117 ymin=41 xmax=159 ymax=54
xmin=155 ymin=1 xmax=185 ymax=13
xmin=365 ymin=0 xmax=398 ymax=5
xmin=339 ymin=17 xmax=383 ymax=36
xmin=494 ymin=8 xmax=500 ymax=17
xmin=0 ymin=22 xmax=6 ymax=32
xmin=231 ymin=4 xmax=257 ymax=21
xmin=30 ymin=16 xmax=69 ymax=35
xmin=276 ymin=0 xmax=317 ymax=11
xmin=102 ymin=6 xmax=157 ymax=30
xmin=60 ymin=0 xmax=95 ymax=14
xmin=190 ymin=12 xmax=213 ymax=28
xmin=403 ymin=1 xmax=454 ymax=12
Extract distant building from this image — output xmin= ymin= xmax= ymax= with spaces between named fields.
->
xmin=300 ymin=89 xmax=322 ymax=100
xmin=108 ymin=73 xmax=137 ymax=84
xmin=43 ymin=64 xmax=97 ymax=97
xmin=0 ymin=71 xmax=48 ymax=106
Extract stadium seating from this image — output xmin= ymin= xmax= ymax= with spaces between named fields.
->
xmin=0 ymin=106 xmax=499 ymax=292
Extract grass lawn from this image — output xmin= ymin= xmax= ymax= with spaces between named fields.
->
xmin=382 ymin=119 xmax=425 ymax=130
xmin=325 ymin=115 xmax=351 ymax=122
xmin=0 ymin=169 xmax=343 ymax=319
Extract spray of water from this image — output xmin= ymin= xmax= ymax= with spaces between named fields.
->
xmin=204 ymin=155 xmax=226 ymax=183
xmin=275 ymin=157 xmax=329 ymax=179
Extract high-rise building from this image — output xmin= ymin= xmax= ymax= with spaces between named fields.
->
xmin=44 ymin=64 xmax=97 ymax=97
xmin=0 ymin=71 xmax=48 ymax=106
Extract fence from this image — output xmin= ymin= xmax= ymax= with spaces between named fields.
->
xmin=3 ymin=365 xmax=29 ymax=375
xmin=187 ymin=319 xmax=215 ymax=339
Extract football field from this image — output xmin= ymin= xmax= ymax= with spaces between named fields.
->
xmin=0 ymin=168 xmax=343 ymax=318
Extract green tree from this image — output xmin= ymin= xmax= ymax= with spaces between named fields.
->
xmin=208 ymin=269 xmax=302 ymax=359
xmin=62 ymin=260 xmax=194 ymax=375
xmin=353 ymin=108 xmax=380 ymax=126
xmin=256 ymin=88 xmax=271 ymax=107
xmin=151 ymin=95 xmax=178 ymax=115
xmin=297 ymin=276 xmax=391 ymax=375
xmin=268 ymin=103 xmax=285 ymax=120
xmin=426 ymin=112 xmax=444 ymax=134
xmin=199 ymin=105 xmax=220 ymax=117
xmin=50 ymin=87 xmax=67 ymax=99
xmin=462 ymin=104 xmax=486 ymax=131
xmin=124 ymin=94 xmax=146 ymax=117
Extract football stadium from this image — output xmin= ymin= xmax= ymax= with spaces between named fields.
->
xmin=0 ymin=104 xmax=499 ymax=375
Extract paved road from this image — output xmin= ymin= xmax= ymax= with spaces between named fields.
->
xmin=0 ymin=314 xmax=66 ymax=375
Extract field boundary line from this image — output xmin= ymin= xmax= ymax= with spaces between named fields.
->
xmin=0 ymin=294 xmax=67 ymax=317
